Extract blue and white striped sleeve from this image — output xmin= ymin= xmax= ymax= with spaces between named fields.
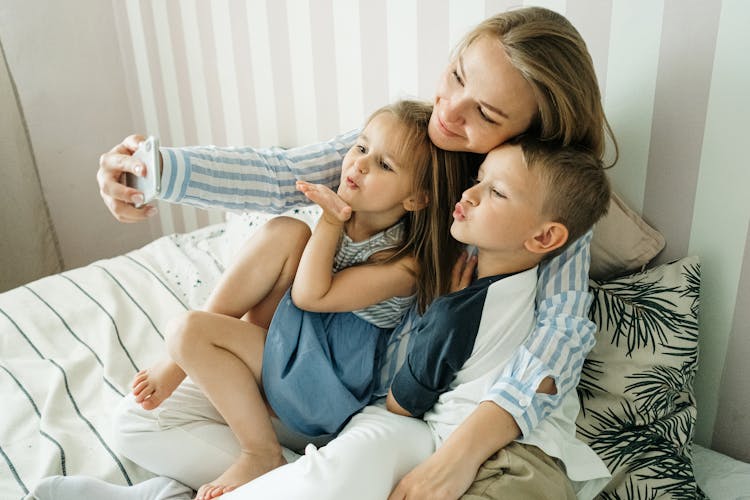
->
xmin=158 ymin=129 xmax=359 ymax=213
xmin=482 ymin=231 xmax=597 ymax=437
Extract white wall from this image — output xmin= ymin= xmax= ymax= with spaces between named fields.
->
xmin=0 ymin=38 xmax=60 ymax=290
xmin=0 ymin=0 xmax=154 ymax=271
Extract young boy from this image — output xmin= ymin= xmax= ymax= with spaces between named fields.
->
xmin=385 ymin=137 xmax=612 ymax=500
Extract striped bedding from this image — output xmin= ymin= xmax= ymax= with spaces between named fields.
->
xmin=0 ymin=222 xmax=237 ymax=499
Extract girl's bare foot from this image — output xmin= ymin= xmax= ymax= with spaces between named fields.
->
xmin=194 ymin=450 xmax=287 ymax=500
xmin=131 ymin=359 xmax=186 ymax=410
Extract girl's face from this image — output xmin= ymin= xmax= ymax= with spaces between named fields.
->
xmin=429 ymin=36 xmax=538 ymax=154
xmin=338 ymin=112 xmax=426 ymax=219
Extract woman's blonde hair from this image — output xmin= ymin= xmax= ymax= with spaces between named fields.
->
xmin=366 ymin=100 xmax=474 ymax=312
xmin=456 ymin=7 xmax=618 ymax=164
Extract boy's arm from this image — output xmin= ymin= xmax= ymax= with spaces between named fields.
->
xmin=385 ymin=388 xmax=412 ymax=416
xmin=158 ymin=130 xmax=358 ymax=213
xmin=388 ymin=401 xmax=519 ymax=500
xmin=481 ymin=231 xmax=596 ymax=437
xmin=387 ymin=297 xmax=480 ymax=418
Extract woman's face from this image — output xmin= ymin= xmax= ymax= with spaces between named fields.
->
xmin=428 ymin=36 xmax=538 ymax=154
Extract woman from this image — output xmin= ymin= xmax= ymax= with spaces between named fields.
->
xmin=94 ymin=7 xmax=615 ymax=500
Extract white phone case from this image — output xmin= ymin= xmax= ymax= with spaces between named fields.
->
xmin=126 ymin=136 xmax=161 ymax=208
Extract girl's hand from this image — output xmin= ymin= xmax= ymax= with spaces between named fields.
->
xmin=387 ymin=449 xmax=477 ymax=500
xmin=296 ymin=180 xmax=352 ymax=223
xmin=97 ymin=134 xmax=159 ymax=222
xmin=450 ymin=250 xmax=477 ymax=292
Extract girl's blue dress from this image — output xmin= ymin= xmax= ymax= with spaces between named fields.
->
xmin=261 ymin=221 xmax=413 ymax=437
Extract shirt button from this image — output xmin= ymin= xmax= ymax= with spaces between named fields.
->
xmin=519 ymin=397 xmax=530 ymax=407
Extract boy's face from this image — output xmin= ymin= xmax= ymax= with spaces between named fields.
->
xmin=450 ymin=144 xmax=546 ymax=256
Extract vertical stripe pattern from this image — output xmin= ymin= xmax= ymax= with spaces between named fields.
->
xmin=712 ymin=221 xmax=750 ymax=462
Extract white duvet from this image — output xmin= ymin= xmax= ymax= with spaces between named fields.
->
xmin=0 ymin=222 xmax=237 ymax=499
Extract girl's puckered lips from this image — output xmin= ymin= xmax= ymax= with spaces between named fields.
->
xmin=345 ymin=176 xmax=359 ymax=189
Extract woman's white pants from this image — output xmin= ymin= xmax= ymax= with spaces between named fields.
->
xmin=112 ymin=378 xmax=434 ymax=500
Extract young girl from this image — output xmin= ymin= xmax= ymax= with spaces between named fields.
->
xmin=129 ymin=100 xmax=471 ymax=500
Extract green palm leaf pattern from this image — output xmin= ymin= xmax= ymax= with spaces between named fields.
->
xmin=625 ymin=366 xmax=685 ymax=418
xmin=577 ymin=257 xmax=702 ymax=499
xmin=681 ymin=261 xmax=700 ymax=318
xmin=578 ymin=358 xmax=607 ymax=411
xmin=590 ymin=278 xmax=683 ymax=357
xmin=598 ymin=477 xmax=657 ymax=500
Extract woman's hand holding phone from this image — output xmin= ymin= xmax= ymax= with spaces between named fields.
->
xmin=97 ymin=134 xmax=160 ymax=222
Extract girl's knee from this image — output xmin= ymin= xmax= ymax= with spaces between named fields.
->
xmin=165 ymin=310 xmax=208 ymax=360
xmin=262 ymin=216 xmax=312 ymax=249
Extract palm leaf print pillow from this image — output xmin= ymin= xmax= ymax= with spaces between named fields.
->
xmin=576 ymin=256 xmax=704 ymax=499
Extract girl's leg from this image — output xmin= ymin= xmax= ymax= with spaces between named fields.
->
xmin=167 ymin=310 xmax=285 ymax=499
xmin=131 ymin=217 xmax=311 ymax=410
xmin=204 ymin=216 xmax=312 ymax=328
xmin=112 ymin=379 xmax=241 ymax=489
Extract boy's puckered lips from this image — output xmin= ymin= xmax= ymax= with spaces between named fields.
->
xmin=453 ymin=202 xmax=466 ymax=221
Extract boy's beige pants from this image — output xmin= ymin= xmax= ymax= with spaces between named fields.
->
xmin=463 ymin=442 xmax=576 ymax=500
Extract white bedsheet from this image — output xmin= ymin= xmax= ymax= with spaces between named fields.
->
xmin=694 ymin=444 xmax=750 ymax=499
xmin=0 ymin=223 xmax=233 ymax=499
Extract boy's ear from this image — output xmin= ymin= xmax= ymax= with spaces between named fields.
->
xmin=403 ymin=191 xmax=429 ymax=212
xmin=525 ymin=222 xmax=569 ymax=255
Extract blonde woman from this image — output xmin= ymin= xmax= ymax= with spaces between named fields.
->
xmin=40 ymin=7 xmax=617 ymax=500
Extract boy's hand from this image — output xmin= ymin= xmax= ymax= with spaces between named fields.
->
xmin=450 ymin=250 xmax=477 ymax=292
xmin=297 ymin=181 xmax=352 ymax=224
xmin=388 ymin=450 xmax=476 ymax=500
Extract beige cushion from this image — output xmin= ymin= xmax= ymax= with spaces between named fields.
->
xmin=590 ymin=192 xmax=666 ymax=280
xmin=577 ymin=256 xmax=702 ymax=497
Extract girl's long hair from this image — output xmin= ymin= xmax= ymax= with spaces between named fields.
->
xmin=366 ymin=100 xmax=475 ymax=313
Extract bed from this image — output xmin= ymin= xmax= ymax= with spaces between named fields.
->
xmin=2 ymin=207 xmax=749 ymax=500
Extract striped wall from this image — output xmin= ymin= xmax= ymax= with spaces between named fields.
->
xmin=111 ymin=0 xmax=750 ymax=460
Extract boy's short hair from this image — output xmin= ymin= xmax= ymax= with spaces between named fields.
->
xmin=514 ymin=136 xmax=611 ymax=252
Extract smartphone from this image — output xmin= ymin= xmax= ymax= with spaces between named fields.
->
xmin=125 ymin=136 xmax=161 ymax=208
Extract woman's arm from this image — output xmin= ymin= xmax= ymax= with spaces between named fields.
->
xmin=482 ymin=231 xmax=595 ymax=436
xmin=97 ymin=130 xmax=358 ymax=221
xmin=291 ymin=182 xmax=417 ymax=312
xmin=160 ymin=130 xmax=358 ymax=212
